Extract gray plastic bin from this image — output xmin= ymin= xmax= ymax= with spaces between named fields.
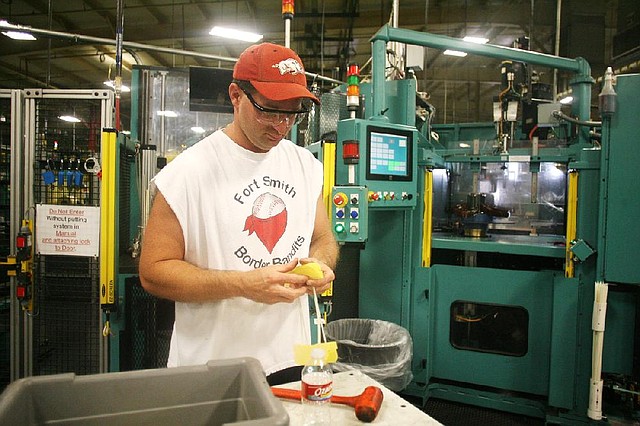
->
xmin=325 ymin=318 xmax=413 ymax=391
xmin=0 ymin=357 xmax=288 ymax=425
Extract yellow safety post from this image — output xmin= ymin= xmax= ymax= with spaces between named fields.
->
xmin=322 ymin=141 xmax=336 ymax=220
xmin=99 ymin=129 xmax=117 ymax=336
xmin=565 ymin=170 xmax=579 ymax=278
xmin=422 ymin=170 xmax=433 ymax=267
xmin=320 ymin=141 xmax=336 ymax=297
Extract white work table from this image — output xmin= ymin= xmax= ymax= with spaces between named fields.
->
xmin=275 ymin=371 xmax=443 ymax=425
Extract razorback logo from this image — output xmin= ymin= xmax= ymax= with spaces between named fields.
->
xmin=272 ymin=58 xmax=304 ymax=76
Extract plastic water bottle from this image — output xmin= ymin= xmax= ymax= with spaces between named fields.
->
xmin=301 ymin=347 xmax=333 ymax=425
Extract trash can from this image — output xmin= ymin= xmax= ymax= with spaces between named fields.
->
xmin=325 ymin=318 xmax=413 ymax=391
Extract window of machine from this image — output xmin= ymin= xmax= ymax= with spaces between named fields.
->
xmin=450 ymin=301 xmax=529 ymax=357
xmin=434 ymin=161 xmax=567 ymax=237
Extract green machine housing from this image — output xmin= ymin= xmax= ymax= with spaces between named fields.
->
xmin=326 ymin=25 xmax=640 ymax=425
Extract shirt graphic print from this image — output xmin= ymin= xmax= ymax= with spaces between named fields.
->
xmin=243 ymin=192 xmax=288 ymax=253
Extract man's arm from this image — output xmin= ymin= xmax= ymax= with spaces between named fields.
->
xmin=301 ymin=194 xmax=340 ymax=294
xmin=309 ymin=194 xmax=339 ymax=269
xmin=138 ymin=192 xmax=309 ymax=304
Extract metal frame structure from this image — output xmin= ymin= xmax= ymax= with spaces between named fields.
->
xmin=6 ymin=89 xmax=114 ymax=382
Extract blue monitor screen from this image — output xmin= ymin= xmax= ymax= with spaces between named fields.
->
xmin=366 ymin=126 xmax=412 ymax=181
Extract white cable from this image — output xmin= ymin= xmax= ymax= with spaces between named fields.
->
xmin=312 ymin=288 xmax=326 ymax=344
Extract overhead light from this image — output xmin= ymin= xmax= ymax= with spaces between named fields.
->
xmin=104 ymin=80 xmax=131 ymax=92
xmin=559 ymin=96 xmax=573 ymax=104
xmin=209 ymin=26 xmax=263 ymax=43
xmin=191 ymin=126 xmax=206 ymax=134
xmin=59 ymin=115 xmax=81 ymax=123
xmin=443 ymin=49 xmax=467 ymax=57
xmin=157 ymin=110 xmax=178 ymax=117
xmin=2 ymin=31 xmax=36 ymax=41
xmin=459 ymin=143 xmax=471 ymax=148
xmin=463 ymin=36 xmax=489 ymax=44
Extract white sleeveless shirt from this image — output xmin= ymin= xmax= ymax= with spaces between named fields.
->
xmin=152 ymin=129 xmax=323 ymax=375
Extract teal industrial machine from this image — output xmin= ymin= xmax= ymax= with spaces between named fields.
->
xmin=328 ymin=25 xmax=639 ymax=424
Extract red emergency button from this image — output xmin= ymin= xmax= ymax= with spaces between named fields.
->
xmin=333 ymin=192 xmax=348 ymax=207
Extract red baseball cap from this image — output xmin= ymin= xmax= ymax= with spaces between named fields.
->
xmin=233 ymin=43 xmax=319 ymax=104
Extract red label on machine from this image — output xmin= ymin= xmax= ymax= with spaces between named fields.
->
xmin=302 ymin=381 xmax=332 ymax=402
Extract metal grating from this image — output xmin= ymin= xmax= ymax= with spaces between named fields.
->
xmin=121 ymin=276 xmax=173 ymax=371
xmin=118 ymin=145 xmax=134 ymax=259
xmin=33 ymin=98 xmax=102 ymax=208
xmin=0 ymin=95 xmax=10 ymax=391
xmin=32 ymin=255 xmax=101 ymax=376
xmin=31 ymin=95 xmax=104 ymax=376
xmin=0 ymin=98 xmax=9 ymax=257
xmin=318 ymin=92 xmax=350 ymax=141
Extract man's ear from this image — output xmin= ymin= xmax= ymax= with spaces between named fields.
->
xmin=228 ymin=83 xmax=242 ymax=107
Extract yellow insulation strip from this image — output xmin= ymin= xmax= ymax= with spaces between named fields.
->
xmin=422 ymin=170 xmax=433 ymax=267
xmin=565 ymin=171 xmax=578 ymax=278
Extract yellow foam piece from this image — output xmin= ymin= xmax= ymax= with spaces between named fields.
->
xmin=294 ymin=341 xmax=338 ymax=365
xmin=290 ymin=262 xmax=324 ymax=279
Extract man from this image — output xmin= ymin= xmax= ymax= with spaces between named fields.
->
xmin=139 ymin=43 xmax=339 ymax=385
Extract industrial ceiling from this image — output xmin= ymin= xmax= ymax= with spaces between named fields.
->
xmin=0 ymin=0 xmax=635 ymax=126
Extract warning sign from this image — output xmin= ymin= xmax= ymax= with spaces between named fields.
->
xmin=36 ymin=204 xmax=100 ymax=257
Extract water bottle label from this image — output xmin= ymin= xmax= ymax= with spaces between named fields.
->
xmin=302 ymin=381 xmax=333 ymax=402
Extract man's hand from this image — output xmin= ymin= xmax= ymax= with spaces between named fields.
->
xmin=295 ymin=258 xmax=335 ymax=296
xmin=241 ymin=258 xmax=335 ymax=304
xmin=241 ymin=259 xmax=310 ymax=304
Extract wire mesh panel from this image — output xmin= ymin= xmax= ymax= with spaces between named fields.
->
xmin=121 ymin=277 xmax=173 ymax=371
xmin=0 ymin=93 xmax=11 ymax=391
xmin=32 ymin=256 xmax=100 ymax=376
xmin=27 ymin=90 xmax=112 ymax=377
xmin=33 ymin=97 xmax=102 ymax=208
xmin=318 ymin=92 xmax=361 ymax=141
xmin=119 ymin=147 xmax=133 ymax=258
xmin=0 ymin=96 xmax=9 ymax=256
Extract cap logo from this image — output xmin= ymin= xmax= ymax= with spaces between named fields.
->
xmin=272 ymin=58 xmax=304 ymax=76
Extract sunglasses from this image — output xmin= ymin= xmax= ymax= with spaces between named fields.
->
xmin=238 ymin=84 xmax=311 ymax=127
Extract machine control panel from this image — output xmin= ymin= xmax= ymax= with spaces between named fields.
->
xmin=335 ymin=119 xmax=419 ymax=209
xmin=331 ymin=185 xmax=368 ymax=243
xmin=366 ymin=189 xmax=416 ymax=207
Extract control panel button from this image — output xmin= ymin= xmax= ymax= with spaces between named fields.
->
xmin=333 ymin=192 xmax=348 ymax=207
xmin=335 ymin=208 xmax=345 ymax=219
xmin=350 ymin=208 xmax=359 ymax=219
